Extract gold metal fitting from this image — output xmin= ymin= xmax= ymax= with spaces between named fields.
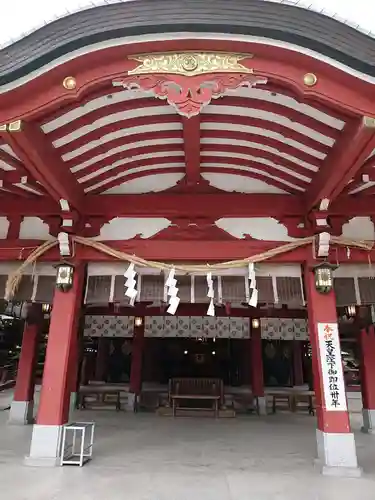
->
xmin=63 ymin=76 xmax=77 ymax=90
xmin=303 ymin=73 xmax=318 ymax=87
xmin=0 ymin=120 xmax=22 ymax=132
xmin=363 ymin=116 xmax=375 ymax=128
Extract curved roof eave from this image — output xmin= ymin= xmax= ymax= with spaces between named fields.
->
xmin=0 ymin=0 xmax=375 ymax=87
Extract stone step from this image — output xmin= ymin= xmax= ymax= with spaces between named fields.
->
xmin=157 ymin=407 xmax=236 ymax=418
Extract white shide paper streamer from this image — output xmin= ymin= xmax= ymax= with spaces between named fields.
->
xmin=166 ymin=269 xmax=180 ymax=315
xmin=124 ymin=262 xmax=138 ymax=306
xmin=248 ymin=263 xmax=258 ymax=308
xmin=207 ymin=272 xmax=215 ymax=317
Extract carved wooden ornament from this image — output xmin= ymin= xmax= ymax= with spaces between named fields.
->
xmin=113 ymin=52 xmax=267 ymax=118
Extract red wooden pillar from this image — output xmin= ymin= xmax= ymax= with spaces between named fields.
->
xmin=292 ymin=340 xmax=304 ymax=386
xmin=9 ymin=306 xmax=43 ymax=424
xmin=26 ymin=263 xmax=85 ymax=466
xmin=304 ymin=265 xmax=360 ymax=476
xmin=250 ymin=319 xmax=266 ymax=414
xmin=95 ymin=338 xmax=109 ymax=381
xmin=128 ymin=318 xmax=145 ymax=410
xmin=359 ymin=325 xmax=375 ymax=433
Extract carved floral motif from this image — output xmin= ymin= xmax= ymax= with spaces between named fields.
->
xmin=113 ymin=73 xmax=267 ymax=118
xmin=128 ymin=52 xmax=254 ymax=77
xmin=113 ymin=51 xmax=267 ymax=117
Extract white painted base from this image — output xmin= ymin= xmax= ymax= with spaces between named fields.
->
xmin=361 ymin=408 xmax=375 ymax=434
xmin=126 ymin=392 xmax=136 ymax=412
xmin=316 ymin=429 xmax=362 ymax=477
xmin=257 ymin=396 xmax=267 ymax=415
xmin=8 ymin=400 xmax=34 ymax=425
xmin=25 ymin=424 xmax=63 ymax=467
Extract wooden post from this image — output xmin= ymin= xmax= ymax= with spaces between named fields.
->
xmin=26 ymin=264 xmax=85 ymax=466
xmin=129 ymin=318 xmax=145 ymax=410
xmin=359 ymin=325 xmax=375 ymax=433
xmin=95 ymin=338 xmax=109 ymax=381
xmin=9 ymin=305 xmax=43 ymax=424
xmin=305 ymin=264 xmax=360 ymax=476
xmin=250 ymin=318 xmax=266 ymax=414
xmin=292 ymin=340 xmax=304 ymax=386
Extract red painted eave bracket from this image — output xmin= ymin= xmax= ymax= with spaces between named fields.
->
xmin=305 ymin=117 xmax=375 ymax=212
xmin=0 ymin=122 xmax=85 ymax=212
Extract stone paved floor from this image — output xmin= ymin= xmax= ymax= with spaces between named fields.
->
xmin=1 ymin=391 xmax=375 ymax=499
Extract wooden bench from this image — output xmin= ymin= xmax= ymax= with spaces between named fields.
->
xmin=292 ymin=391 xmax=315 ymax=415
xmin=267 ymin=391 xmax=294 ymax=413
xmin=78 ymin=386 xmax=122 ymax=411
xmin=267 ymin=390 xmax=315 ymax=415
xmin=168 ymin=378 xmax=223 ymax=417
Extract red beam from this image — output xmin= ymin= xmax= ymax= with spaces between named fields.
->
xmin=87 ymin=165 xmax=185 ymax=195
xmin=46 ymin=97 xmax=161 ymax=143
xmin=182 ymin=115 xmax=201 ymax=185
xmin=6 ymin=216 xmax=21 ymax=239
xmin=0 ymin=149 xmax=27 ymax=173
xmin=0 ymin=183 xmax=33 ymax=198
xmin=87 ymin=304 xmax=307 ymax=318
xmin=0 ymin=193 xmax=304 ymax=217
xmin=75 ymin=143 xmax=184 ymax=182
xmin=201 ymin=129 xmax=321 ymax=167
xmin=57 ymin=114 xmax=181 ymax=158
xmin=64 ymin=130 xmax=183 ymax=171
xmin=201 ymin=114 xmax=330 ymax=156
xmin=84 ymin=193 xmax=306 ymax=217
xmin=213 ymin=96 xmax=340 ymax=140
xmin=0 ymin=238 xmax=372 ymax=263
xmin=0 ymin=238 xmax=306 ymax=262
xmin=305 ymin=117 xmax=375 ymax=211
xmin=1 ymin=122 xmax=85 ymax=211
xmin=0 ymin=152 xmax=45 ymax=194
xmin=0 ymin=192 xmax=374 ymax=218
xmin=201 ymin=143 xmax=313 ymax=179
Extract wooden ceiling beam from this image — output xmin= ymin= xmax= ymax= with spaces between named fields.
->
xmin=305 ymin=116 xmax=375 ymax=212
xmin=0 ymin=121 xmax=85 ymax=212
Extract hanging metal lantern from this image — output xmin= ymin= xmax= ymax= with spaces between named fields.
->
xmin=55 ymin=262 xmax=75 ymax=292
xmin=134 ymin=316 xmax=143 ymax=327
xmin=312 ymin=261 xmax=338 ymax=294
xmin=345 ymin=305 xmax=357 ymax=318
xmin=252 ymin=318 xmax=260 ymax=329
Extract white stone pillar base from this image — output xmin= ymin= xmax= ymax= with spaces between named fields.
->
xmin=126 ymin=392 xmax=136 ymax=412
xmin=361 ymin=409 xmax=375 ymax=434
xmin=316 ymin=429 xmax=362 ymax=477
xmin=257 ymin=396 xmax=267 ymax=415
xmin=8 ymin=400 xmax=34 ymax=425
xmin=69 ymin=392 xmax=77 ymax=419
xmin=25 ymin=424 xmax=63 ymax=467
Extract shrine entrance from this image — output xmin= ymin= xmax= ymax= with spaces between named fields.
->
xmin=155 ymin=337 xmax=240 ymax=384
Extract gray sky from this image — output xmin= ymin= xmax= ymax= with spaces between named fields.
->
xmin=0 ymin=0 xmax=374 ymax=47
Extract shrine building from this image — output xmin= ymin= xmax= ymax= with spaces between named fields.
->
xmin=1 ymin=0 xmax=375 ymax=477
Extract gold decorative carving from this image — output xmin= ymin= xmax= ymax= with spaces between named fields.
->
xmin=363 ymin=116 xmax=375 ymax=128
xmin=128 ymin=52 xmax=253 ymax=77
